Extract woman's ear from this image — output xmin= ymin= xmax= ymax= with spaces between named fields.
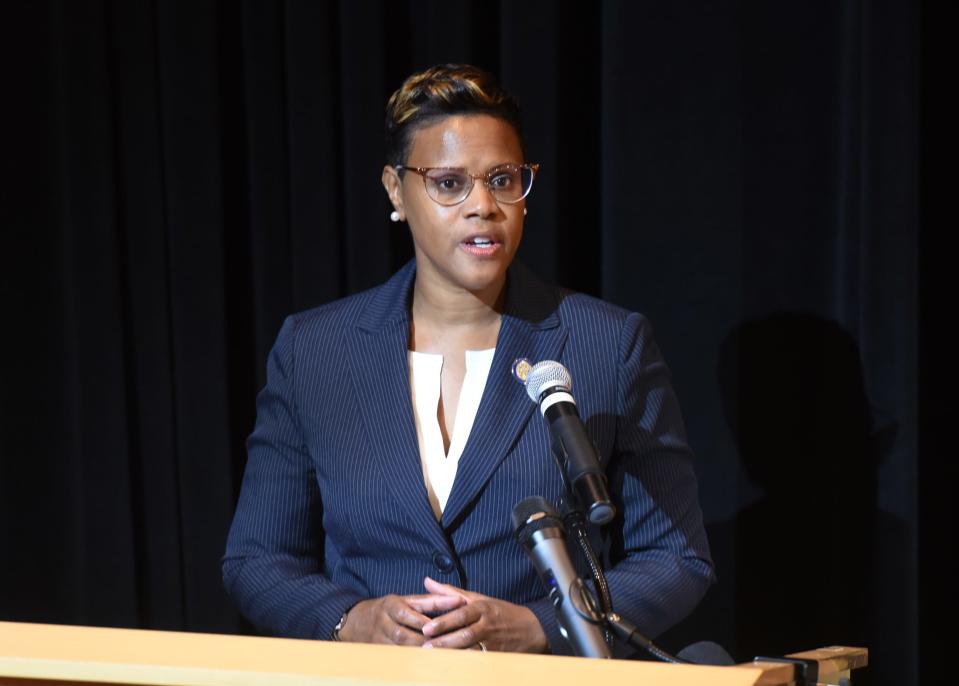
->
xmin=382 ymin=165 xmax=405 ymax=221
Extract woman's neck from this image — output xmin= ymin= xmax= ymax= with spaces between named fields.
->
xmin=409 ymin=274 xmax=505 ymax=351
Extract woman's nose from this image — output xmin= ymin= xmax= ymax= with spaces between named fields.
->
xmin=462 ymin=178 xmax=500 ymax=218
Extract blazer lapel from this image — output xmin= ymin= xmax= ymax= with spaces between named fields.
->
xmin=441 ymin=264 xmax=568 ymax=528
xmin=345 ymin=263 xmax=449 ymax=547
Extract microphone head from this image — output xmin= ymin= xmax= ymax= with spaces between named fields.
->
xmin=511 ymin=495 xmax=560 ymax=531
xmin=525 ymin=360 xmax=572 ymax=403
xmin=511 ymin=496 xmax=564 ymax=547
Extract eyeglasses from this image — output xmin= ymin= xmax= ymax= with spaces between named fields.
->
xmin=395 ymin=163 xmax=540 ymax=206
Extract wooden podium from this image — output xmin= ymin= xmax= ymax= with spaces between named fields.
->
xmin=0 ymin=621 xmax=866 ymax=686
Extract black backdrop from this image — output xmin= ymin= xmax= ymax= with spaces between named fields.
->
xmin=1 ymin=2 xmax=945 ymax=685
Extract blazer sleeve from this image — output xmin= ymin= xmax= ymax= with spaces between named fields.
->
xmin=222 ymin=317 xmax=366 ymax=639
xmin=602 ymin=312 xmax=715 ymax=638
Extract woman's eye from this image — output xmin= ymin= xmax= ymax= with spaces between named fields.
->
xmin=434 ymin=175 xmax=465 ymax=191
xmin=490 ymin=173 xmax=514 ymax=189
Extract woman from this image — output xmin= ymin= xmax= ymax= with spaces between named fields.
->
xmin=223 ymin=64 xmax=713 ymax=655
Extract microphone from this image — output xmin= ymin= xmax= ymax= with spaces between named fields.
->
xmin=524 ymin=361 xmax=615 ymax=525
xmin=512 ymin=496 xmax=611 ymax=658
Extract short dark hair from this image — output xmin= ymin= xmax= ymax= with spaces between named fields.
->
xmin=384 ymin=64 xmax=524 ymax=168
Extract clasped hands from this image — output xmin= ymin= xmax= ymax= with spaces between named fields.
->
xmin=336 ymin=576 xmax=548 ymax=653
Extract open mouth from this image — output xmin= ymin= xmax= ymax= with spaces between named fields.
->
xmin=461 ymin=236 xmax=502 ymax=256
xmin=466 ymin=237 xmax=496 ymax=247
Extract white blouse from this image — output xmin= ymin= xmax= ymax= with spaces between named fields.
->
xmin=408 ymin=348 xmax=496 ymax=519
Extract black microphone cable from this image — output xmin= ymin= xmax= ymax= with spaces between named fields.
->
xmin=565 ymin=581 xmax=689 ymax=664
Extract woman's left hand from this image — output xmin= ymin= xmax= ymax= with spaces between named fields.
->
xmin=419 ymin=577 xmax=549 ymax=653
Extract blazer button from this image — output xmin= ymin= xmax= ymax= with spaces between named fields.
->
xmin=432 ymin=551 xmax=455 ymax=573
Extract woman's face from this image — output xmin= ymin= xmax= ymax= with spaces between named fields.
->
xmin=383 ymin=114 xmax=525 ymax=300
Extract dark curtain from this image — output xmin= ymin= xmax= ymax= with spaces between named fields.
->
xmin=2 ymin=1 xmax=935 ymax=684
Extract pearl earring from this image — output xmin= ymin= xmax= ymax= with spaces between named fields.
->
xmin=390 ymin=211 xmax=400 ymax=222
xmin=523 ymin=208 xmax=528 ymax=216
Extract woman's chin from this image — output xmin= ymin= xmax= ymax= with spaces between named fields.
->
xmin=435 ymin=265 xmax=509 ymax=298
xmin=458 ymin=262 xmax=511 ymax=294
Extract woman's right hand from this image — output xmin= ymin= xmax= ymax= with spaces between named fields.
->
xmin=337 ymin=593 xmax=467 ymax=645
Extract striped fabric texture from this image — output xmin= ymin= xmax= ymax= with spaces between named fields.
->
xmin=222 ymin=260 xmax=715 ymax=655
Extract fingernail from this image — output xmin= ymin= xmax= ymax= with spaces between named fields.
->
xmin=423 ymin=642 xmax=433 ymax=649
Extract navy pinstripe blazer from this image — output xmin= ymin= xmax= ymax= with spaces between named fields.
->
xmin=223 ymin=260 xmax=714 ymax=654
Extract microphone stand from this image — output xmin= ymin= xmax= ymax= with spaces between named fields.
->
xmin=558 ymin=496 xmax=614 ymax=645
xmin=559 ymin=493 xmax=688 ymax=664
